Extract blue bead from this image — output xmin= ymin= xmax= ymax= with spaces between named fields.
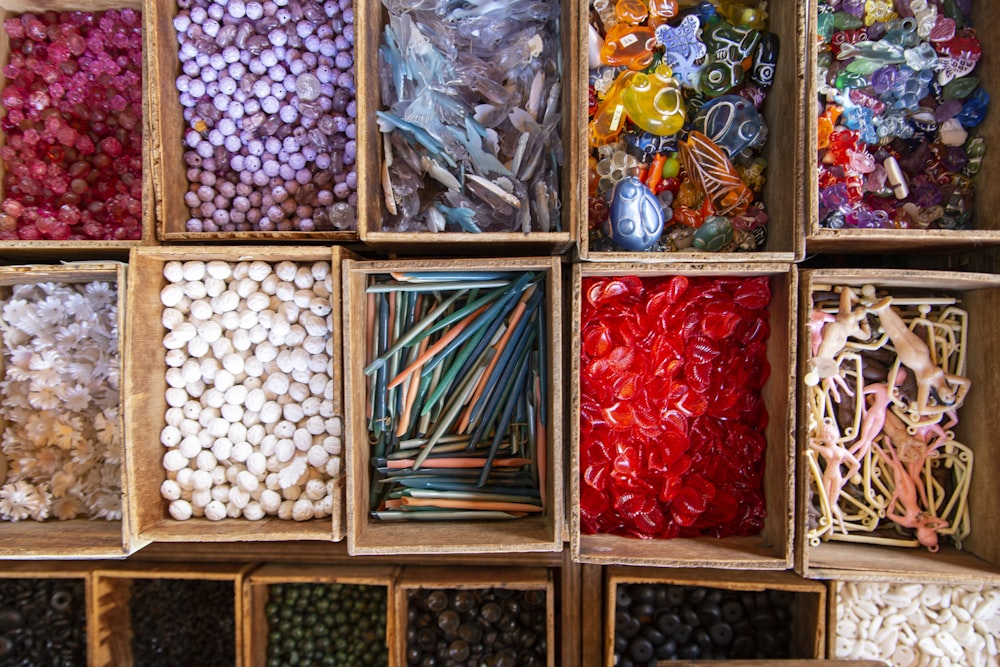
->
xmin=693 ymin=95 xmax=765 ymax=157
xmin=956 ymin=87 xmax=989 ymax=128
xmin=604 ymin=177 xmax=664 ymax=251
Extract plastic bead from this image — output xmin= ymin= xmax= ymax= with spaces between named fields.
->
xmin=621 ymin=66 xmax=686 ymax=136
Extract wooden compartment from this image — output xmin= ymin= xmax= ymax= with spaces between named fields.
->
xmin=146 ymin=0 xmax=358 ymax=242
xmin=90 ymin=562 xmax=251 ymax=667
xmin=571 ymin=263 xmax=797 ymax=569
xmin=0 ymin=263 xmax=134 ymax=559
xmin=605 ymin=567 xmax=827 ymax=665
xmin=356 ymin=0 xmax=577 ymax=255
xmin=806 ymin=3 xmax=1000 ymax=254
xmin=0 ymin=0 xmax=152 ymax=257
xmin=125 ymin=246 xmax=352 ymax=545
xmin=577 ymin=0 xmax=806 ymax=263
xmin=243 ymin=563 xmax=397 ymax=667
xmin=797 ymin=269 xmax=1000 ymax=583
xmin=394 ymin=566 xmax=555 ymax=667
xmin=343 ymin=257 xmax=564 ymax=555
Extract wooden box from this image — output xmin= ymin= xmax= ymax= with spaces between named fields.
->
xmin=146 ymin=0 xmax=358 ymax=242
xmin=797 ymin=269 xmax=1000 ymax=583
xmin=90 ymin=562 xmax=251 ymax=667
xmin=0 ymin=0 xmax=153 ymax=257
xmin=604 ymin=567 xmax=827 ymax=666
xmin=125 ymin=246 xmax=351 ymax=545
xmin=394 ymin=566 xmax=556 ymax=667
xmin=356 ymin=0 xmax=577 ymax=255
xmin=571 ymin=263 xmax=797 ymax=569
xmin=343 ymin=257 xmax=564 ymax=555
xmin=577 ymin=0 xmax=806 ymax=263
xmin=0 ymin=263 xmax=134 ymax=559
xmin=806 ymin=4 xmax=1000 ymax=254
xmin=243 ymin=563 xmax=397 ymax=667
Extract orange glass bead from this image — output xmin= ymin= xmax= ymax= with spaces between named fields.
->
xmin=600 ymin=23 xmax=657 ymax=70
xmin=614 ymin=0 xmax=648 ymax=25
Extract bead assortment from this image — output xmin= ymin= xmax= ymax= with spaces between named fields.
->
xmin=0 ymin=578 xmax=87 ymax=665
xmin=804 ymin=284 xmax=972 ymax=551
xmin=265 ymin=582 xmax=388 ymax=666
xmin=816 ymin=0 xmax=987 ymax=230
xmin=158 ymin=260 xmax=340 ymax=522
xmin=588 ymin=0 xmax=774 ymax=252
xmin=579 ymin=275 xmax=771 ymax=539
xmin=0 ymin=281 xmax=121 ymax=523
xmin=835 ymin=581 xmax=1000 ymax=666
xmin=129 ymin=578 xmax=236 ymax=666
xmin=406 ymin=588 xmax=547 ymax=666
xmin=173 ymin=0 xmax=357 ymax=233
xmin=613 ymin=583 xmax=798 ymax=664
xmin=0 ymin=10 xmax=143 ymax=241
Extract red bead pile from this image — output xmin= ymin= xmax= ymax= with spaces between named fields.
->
xmin=579 ymin=275 xmax=771 ymax=539
xmin=0 ymin=10 xmax=142 ymax=241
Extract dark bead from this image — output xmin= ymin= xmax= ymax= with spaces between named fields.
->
xmin=614 ymin=634 xmax=629 ymax=654
xmin=631 ymin=602 xmax=655 ymax=619
xmin=696 ymin=601 xmax=722 ymax=626
xmin=617 ymin=614 xmax=641 ymax=639
xmin=710 ymin=622 xmax=734 ymax=647
xmin=616 ymin=587 xmax=632 ymax=608
xmin=665 ymin=587 xmax=685 ymax=606
xmin=656 ymin=612 xmax=681 ymax=635
xmin=721 ymin=600 xmax=744 ymax=623
xmin=677 ymin=643 xmax=701 ymax=659
xmin=631 ymin=585 xmax=656 ymax=604
xmin=654 ymin=639 xmax=676 ymax=660
xmin=628 ymin=636 xmax=654 ymax=663
xmin=732 ymin=635 xmax=756 ymax=658
xmin=672 ymin=623 xmax=692 ymax=645
xmin=768 ymin=589 xmax=795 ymax=608
xmin=680 ymin=605 xmax=700 ymax=627
xmin=686 ymin=587 xmax=707 ymax=605
xmin=694 ymin=627 xmax=712 ymax=649
xmin=757 ymin=630 xmax=781 ymax=657
xmin=640 ymin=625 xmax=664 ymax=645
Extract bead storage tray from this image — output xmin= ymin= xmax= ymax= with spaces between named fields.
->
xmin=0 ymin=561 xmax=94 ymax=664
xmin=393 ymin=565 xmax=555 ymax=667
xmin=806 ymin=3 xmax=1000 ymax=254
xmin=0 ymin=262 xmax=134 ymax=559
xmin=124 ymin=246 xmax=354 ymax=545
xmin=342 ymin=257 xmax=564 ymax=556
xmin=355 ymin=0 xmax=578 ymax=256
xmin=243 ymin=562 xmax=396 ymax=667
xmin=90 ymin=562 xmax=251 ymax=667
xmin=147 ymin=0 xmax=359 ymax=242
xmin=603 ymin=566 xmax=827 ymax=665
xmin=797 ymin=269 xmax=1000 ymax=583
xmin=577 ymin=0 xmax=806 ymax=263
xmin=570 ymin=263 xmax=797 ymax=569
xmin=0 ymin=0 xmax=152 ymax=255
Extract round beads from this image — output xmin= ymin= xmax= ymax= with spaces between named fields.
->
xmin=0 ymin=10 xmax=143 ymax=240
xmin=174 ymin=0 xmax=357 ymax=233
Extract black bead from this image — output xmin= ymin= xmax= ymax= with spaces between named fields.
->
xmin=628 ymin=636 xmax=654 ymax=663
xmin=710 ymin=622 xmax=734 ymax=647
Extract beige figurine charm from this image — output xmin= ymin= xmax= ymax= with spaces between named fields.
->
xmin=805 ymin=284 xmax=973 ymax=552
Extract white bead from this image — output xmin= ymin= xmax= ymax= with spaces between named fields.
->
xmin=283 ymin=403 xmax=305 ymax=424
xmin=248 ymin=324 xmax=269 ymax=344
xmin=285 ymin=324 xmax=306 ymax=347
xmin=261 ymin=274 xmax=279 ymax=295
xmin=243 ymin=356 xmax=264 ymax=378
xmin=293 ymin=289 xmax=313 ymax=308
xmin=237 ymin=470 xmax=259 ymax=492
xmin=160 ymin=479 xmax=182 ymax=501
xmin=290 ymin=348 xmax=310 ymax=372
xmin=276 ymin=438 xmax=295 ymax=463
xmin=274 ymin=261 xmax=296 ymax=281
xmin=165 ymin=367 xmax=186 ymax=389
xmin=305 ymin=478 xmax=326 ymax=500
xmin=188 ymin=335 xmax=210 ymax=357
xmin=211 ymin=437 xmax=233 ymax=461
xmin=245 ymin=426 xmax=264 ymax=448
xmin=165 ymin=348 xmax=187 ymax=367
xmin=232 ymin=261 xmax=250 ymax=280
xmin=247 ymin=260 xmax=272 ymax=281
xmin=206 ymin=260 xmax=232 ymax=280
xmin=259 ymin=434 xmax=278 ymax=457
xmin=310 ymin=262 xmax=330 ymax=281
xmin=234 ymin=277 xmax=259 ymax=298
xmin=294 ymin=266 xmax=314 ymax=289
xmin=175 ymin=468 xmax=195 ymax=489
xmin=308 ymin=297 xmax=331 ymax=317
xmin=204 ymin=499 xmax=227 ymax=521
xmin=229 ymin=486 xmax=250 ymax=509
xmin=328 ymin=417 xmax=342 ymax=436
xmin=302 ymin=397 xmax=323 ymax=418
xmin=211 ymin=291 xmax=240 ymax=314
xmin=178 ymin=435 xmax=202 ymax=459
xmin=196 ymin=450 xmax=218 ymax=471
xmin=213 ymin=370 xmax=235 ymax=393
xmin=183 ymin=280 xmax=207 ymax=300
xmin=185 ymin=380 xmax=206 ymax=399
xmin=191 ymin=469 xmax=213 ymax=491
xmin=247 ymin=451 xmax=267 ymax=476
xmin=163 ymin=331 xmax=188 ymax=350
xmin=260 ymin=401 xmax=282 ymax=424
xmin=243 ymin=388 xmax=265 ymax=413
xmin=275 ymin=281 xmax=296 ymax=303
xmin=293 ymin=428 xmax=312 ymax=451
xmin=301 ymin=312 xmax=328 ymax=337
xmin=325 ymin=457 xmax=341 ymax=477
xmin=287 ymin=381 xmax=308 ymax=404
xmin=323 ymin=436 xmax=341 ymax=455
xmin=211 ymin=484 xmax=231 ymax=503
xmin=165 ymin=387 xmax=189 ymax=408
xmin=161 ymin=283 xmax=186 ymax=308
xmin=306 ymin=445 xmax=329 ymax=468
xmin=255 ymin=341 xmax=278 ymax=363
xmin=163 ymin=449 xmax=189 ymax=472
xmin=292 ymin=497 xmax=314 ymax=521
xmin=221 ymin=403 xmax=244 ymax=424
xmin=205 ymin=276 xmax=226 ymax=297
xmin=222 ymin=352 xmax=245 ymax=375
xmin=243 ymin=501 xmax=264 ymax=520
xmin=160 ymin=426 xmax=183 ymax=449
xmin=163 ymin=261 xmax=184 ymax=282
xmin=238 ymin=309 xmax=258 ymax=330
xmin=181 ymin=260 xmax=206 ymax=282
xmin=264 ymin=372 xmax=289 ymax=396
xmin=197 ymin=318 xmax=223 ymax=342
xmin=240 ymin=288 xmax=269 ymax=314
xmin=169 ymin=498 xmax=193 ymax=520
xmin=162 ymin=307 xmax=185 ymax=330
xmin=277 ymin=499 xmax=294 ymax=520
xmin=207 ymin=417 xmax=229 ymax=438
xmin=228 ymin=422 xmax=248 ymax=445
xmin=303 ymin=335 xmax=326 ymax=355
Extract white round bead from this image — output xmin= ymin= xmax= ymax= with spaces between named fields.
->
xmin=234 ymin=277 xmax=259 ymax=298
xmin=179 ymin=435 xmax=202 ymax=459
xmin=165 ymin=368 xmax=186 ymax=389
xmin=285 ymin=324 xmax=306 ymax=347
xmin=291 ymin=497 xmax=314 ymax=521
xmin=196 ymin=450 xmax=218 ymax=471
xmin=160 ymin=479 xmax=182 ymax=501
xmin=191 ymin=469 xmax=213 ymax=491
xmin=221 ymin=403 xmax=244 ymax=424
xmin=260 ymin=401 xmax=282 ymax=424
xmin=294 ymin=266 xmax=315 ymax=289
xmin=204 ymin=499 xmax=227 ymax=521
xmin=243 ymin=501 xmax=265 ymax=520
xmin=260 ymin=489 xmax=281 ymax=513
xmin=228 ymin=422 xmax=248 ymax=445
xmin=198 ymin=318 xmax=223 ymax=343
xmin=274 ymin=261 xmax=296 ymax=281
xmin=162 ymin=307 xmax=185 ymax=330
xmin=232 ymin=262 xmax=250 ymax=280
xmin=243 ymin=356 xmax=265 ymax=378
xmin=305 ymin=478 xmax=326 ymax=500
xmin=187 ymin=335 xmax=210 ymax=357
xmin=261 ymin=274 xmax=279 ymax=295
xmin=274 ymin=281 xmax=296 ymax=303
xmin=229 ymin=487 xmax=250 ymax=509
xmin=211 ymin=291 xmax=240 ymax=314
xmin=248 ymin=260 xmax=272 ymax=282
xmin=277 ymin=500 xmax=294 ymax=520
xmin=165 ymin=348 xmax=187 ymax=367
xmin=211 ymin=484 xmax=231 ymax=503
xmin=163 ymin=449 xmax=189 ymax=472
xmin=303 ymin=335 xmax=326 ymax=355
xmin=276 ymin=438 xmax=295 ymax=463
xmin=206 ymin=260 xmax=232 ymax=280
xmin=222 ymin=352 xmax=245 ymax=376
xmin=205 ymin=276 xmax=227 ymax=297
xmin=160 ymin=283 xmax=186 ymax=308
xmin=246 ymin=423 xmax=266 ymax=446
xmin=163 ymin=261 xmax=184 ymax=282
xmin=325 ymin=457 xmax=341 ymax=477
xmin=323 ymin=436 xmax=341 ymax=455
xmin=169 ymin=499 xmax=193 ymax=520
xmin=183 ymin=280 xmax=207 ymax=300
xmin=247 ymin=451 xmax=267 ymax=476
xmin=213 ymin=370 xmax=235 ymax=393
xmin=237 ymin=470 xmax=259 ymax=492
xmin=181 ymin=260 xmax=206 ymax=282
xmin=306 ymin=444 xmax=329 ymax=468
xmin=293 ymin=289 xmax=313 ymax=308
xmin=165 ymin=387 xmax=189 ymax=408
xmin=211 ymin=437 xmax=233 ymax=461
xmin=283 ymin=403 xmax=305 ymax=424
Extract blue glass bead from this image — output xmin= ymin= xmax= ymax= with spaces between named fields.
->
xmin=956 ymin=87 xmax=989 ymax=128
xmin=604 ymin=177 xmax=664 ymax=251
xmin=693 ymin=95 xmax=765 ymax=157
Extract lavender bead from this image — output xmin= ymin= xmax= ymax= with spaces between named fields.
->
xmin=228 ymin=0 xmax=246 ymax=18
xmin=245 ymin=1 xmax=263 ymax=20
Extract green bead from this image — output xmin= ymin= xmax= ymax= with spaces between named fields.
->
xmin=832 ymin=11 xmax=863 ymax=29
xmin=817 ymin=12 xmax=834 ymax=41
xmin=944 ymin=76 xmax=979 ymax=101
xmin=662 ymin=156 xmax=680 ymax=179
xmin=692 ymin=216 xmax=734 ymax=252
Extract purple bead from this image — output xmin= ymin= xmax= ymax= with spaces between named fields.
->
xmin=263 ymin=159 xmax=280 ymax=177
xmin=289 ymin=153 xmax=307 ymax=170
xmin=246 ymin=1 xmax=263 ymax=20
xmin=334 ymin=52 xmax=351 ymax=70
xmin=224 ymin=135 xmax=242 ymax=152
xmin=253 ymin=170 xmax=270 ymax=186
xmin=279 ymin=105 xmax=299 ymax=123
xmin=187 ymin=218 xmax=204 ymax=232
xmin=262 ymin=96 xmax=280 ymax=114
xmin=245 ymin=155 xmax=262 ymax=171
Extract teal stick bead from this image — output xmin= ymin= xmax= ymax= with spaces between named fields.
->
xmin=478 ymin=346 xmax=532 ymax=488
xmin=364 ymin=289 xmax=466 ymax=375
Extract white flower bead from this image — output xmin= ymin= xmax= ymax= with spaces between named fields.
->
xmin=163 ymin=261 xmax=184 ymax=282
xmin=306 ymin=445 xmax=329 ymax=468
xmin=260 ymin=489 xmax=281 ymax=513
xmin=248 ymin=260 xmax=272 ymax=282
xmin=191 ymin=488 xmax=212 ymax=509
xmin=160 ymin=283 xmax=186 ymax=308
xmin=196 ymin=450 xmax=218 ymax=471
xmin=211 ymin=484 xmax=231 ymax=503
xmin=187 ymin=335 xmax=209 ymax=357
xmin=160 ymin=479 xmax=182 ymax=501
xmin=247 ymin=451 xmax=267 ymax=476
xmin=243 ymin=501 xmax=264 ymax=520
xmin=221 ymin=403 xmax=244 ymax=424
xmin=162 ymin=307 xmax=185 ymax=330
xmin=291 ymin=497 xmax=314 ymax=521
xmin=204 ymin=499 xmax=227 ymax=521
xmin=165 ymin=348 xmax=187 ymax=367
xmin=205 ymin=276 xmax=226 ymax=297
xmin=260 ymin=401 xmax=283 ymax=424
xmin=183 ymin=280 xmax=207 ymax=300
xmin=313 ymin=497 xmax=332 ymax=519
xmin=304 ymin=415 xmax=326 ymax=436
xmin=276 ymin=438 xmax=295 ymax=463
xmin=165 ymin=387 xmax=189 ymax=408
xmin=211 ymin=291 xmax=239 ymax=314
xmin=320 ymin=398 xmax=334 ymax=418
xmin=197 ymin=319 xmax=223 ymax=343
xmin=277 ymin=500 xmax=294 ymax=520
xmin=179 ymin=435 xmax=202 ymax=459
xmin=191 ymin=469 xmax=213 ymax=491
xmin=206 ymin=260 xmax=232 ymax=280
xmin=181 ymin=260 xmax=206 ymax=282
xmin=163 ymin=449 xmax=189 ymax=472
xmin=169 ymin=499 xmax=193 ymax=520
xmin=243 ymin=356 xmax=265 ymax=378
